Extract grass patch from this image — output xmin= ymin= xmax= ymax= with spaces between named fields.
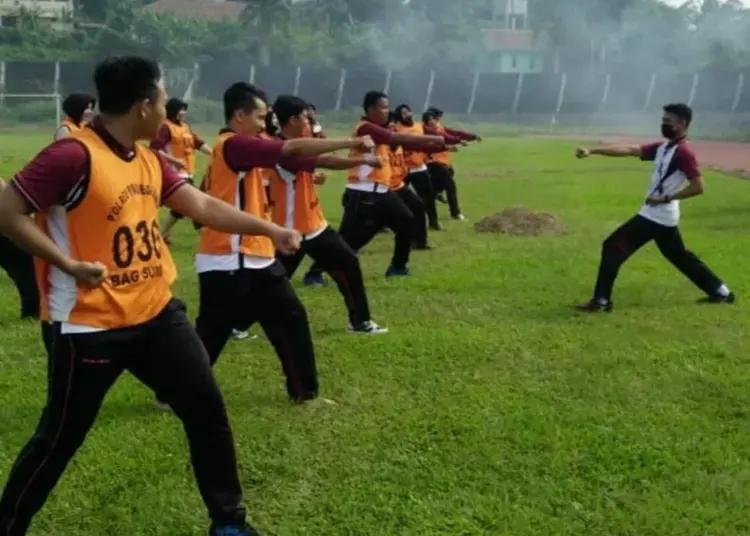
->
xmin=1 ymin=131 xmax=749 ymax=535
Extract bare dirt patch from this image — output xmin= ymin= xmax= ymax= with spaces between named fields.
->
xmin=474 ymin=206 xmax=567 ymax=236
xmin=532 ymin=134 xmax=750 ymax=176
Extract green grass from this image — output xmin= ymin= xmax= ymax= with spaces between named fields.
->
xmin=2 ymin=130 xmax=750 ymax=536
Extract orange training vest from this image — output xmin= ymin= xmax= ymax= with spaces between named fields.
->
xmin=395 ymin=122 xmax=428 ymax=169
xmin=347 ymin=120 xmax=391 ymax=186
xmin=266 ymin=164 xmax=326 ymax=235
xmin=56 ymin=118 xmax=80 ymax=138
xmin=165 ymin=120 xmax=198 ymax=175
xmin=428 ymin=122 xmax=451 ymax=166
xmin=35 ymin=128 xmax=176 ymax=329
xmin=198 ymin=131 xmax=275 ymax=259
xmin=389 ymin=146 xmax=407 ymax=191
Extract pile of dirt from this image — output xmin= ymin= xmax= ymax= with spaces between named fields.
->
xmin=474 ymin=206 xmax=566 ymax=236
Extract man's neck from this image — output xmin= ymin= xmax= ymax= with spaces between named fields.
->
xmin=98 ymin=116 xmax=136 ymax=149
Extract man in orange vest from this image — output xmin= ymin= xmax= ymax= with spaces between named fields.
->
xmin=266 ymin=94 xmax=388 ymax=334
xmin=0 ymin=57 xmax=368 ymax=536
xmin=192 ymin=83 xmax=376 ymax=404
xmin=424 ymin=107 xmax=481 ymax=220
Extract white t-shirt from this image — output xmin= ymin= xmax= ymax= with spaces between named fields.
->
xmin=637 ymin=139 xmax=699 ymax=227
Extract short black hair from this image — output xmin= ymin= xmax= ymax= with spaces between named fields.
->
xmin=273 ymin=95 xmax=309 ymax=126
xmin=223 ymin=82 xmax=268 ymax=123
xmin=62 ymin=92 xmax=96 ymax=125
xmin=388 ymin=111 xmax=398 ymax=123
xmin=663 ymin=103 xmax=692 ymax=126
xmin=422 ymin=111 xmax=436 ymax=124
xmin=93 ymin=56 xmax=161 ymax=116
xmin=166 ymin=97 xmax=188 ymax=122
xmin=363 ymin=91 xmax=387 ymax=112
xmin=308 ymin=103 xmax=316 ymax=111
xmin=427 ymin=107 xmax=443 ymax=118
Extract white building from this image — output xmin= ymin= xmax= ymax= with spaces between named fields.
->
xmin=0 ymin=0 xmax=74 ymax=27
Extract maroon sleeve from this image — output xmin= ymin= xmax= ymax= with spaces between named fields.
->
xmin=639 ymin=142 xmax=661 ymax=162
xmin=444 ymin=126 xmax=477 ymax=141
xmin=223 ymin=135 xmax=285 ymax=172
xmin=357 ymin=122 xmax=393 ymax=145
xmin=192 ymin=132 xmax=205 ymax=149
xmin=154 ymin=151 xmax=188 ymax=202
xmin=149 ymin=124 xmax=171 ymax=151
xmin=423 ymin=126 xmax=461 ymax=145
xmin=279 ymin=155 xmax=317 ymax=173
xmin=11 ymin=139 xmax=89 ymax=212
xmin=405 ymin=140 xmax=446 ymax=153
xmin=673 ymin=144 xmax=700 ymax=180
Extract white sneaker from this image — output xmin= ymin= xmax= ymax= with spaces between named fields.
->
xmin=453 ymin=214 xmax=466 ymax=221
xmin=348 ymin=320 xmax=389 ymax=334
xmin=232 ymin=329 xmax=258 ymax=340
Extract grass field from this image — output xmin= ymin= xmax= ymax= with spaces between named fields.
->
xmin=1 ymin=130 xmax=750 ymax=536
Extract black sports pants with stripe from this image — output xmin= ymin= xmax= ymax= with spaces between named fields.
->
xmin=0 ymin=299 xmax=246 ymax=535
xmin=307 ymin=189 xmax=415 ymax=277
xmin=277 ymin=226 xmax=371 ymax=326
xmin=594 ymin=214 xmax=724 ymax=301
xmin=195 ymin=262 xmax=319 ymax=402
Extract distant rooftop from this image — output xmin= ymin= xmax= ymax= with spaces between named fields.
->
xmin=143 ymin=0 xmax=245 ymax=21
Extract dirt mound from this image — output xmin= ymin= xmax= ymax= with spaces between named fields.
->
xmin=474 ymin=206 xmax=566 ymax=236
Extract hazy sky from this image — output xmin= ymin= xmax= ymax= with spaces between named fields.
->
xmin=660 ymin=0 xmax=750 ymax=5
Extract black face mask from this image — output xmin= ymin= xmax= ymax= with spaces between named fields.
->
xmin=661 ymin=123 xmax=676 ymax=139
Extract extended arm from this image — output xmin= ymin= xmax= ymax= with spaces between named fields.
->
xmin=444 ymin=126 xmax=480 ymax=142
xmin=165 ymin=185 xmax=283 ymax=238
xmin=281 ymin=137 xmax=368 ymax=157
xmin=315 ymin=154 xmax=371 ymax=170
xmin=577 ymin=145 xmax=642 ymax=158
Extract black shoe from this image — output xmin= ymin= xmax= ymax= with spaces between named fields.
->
xmin=574 ymin=299 xmax=613 ymax=313
xmin=697 ymin=292 xmax=736 ymax=304
xmin=209 ymin=524 xmax=262 ymax=536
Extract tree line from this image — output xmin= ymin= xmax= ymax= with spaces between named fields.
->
xmin=0 ymin=0 xmax=747 ymax=73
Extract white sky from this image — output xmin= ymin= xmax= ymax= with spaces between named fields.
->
xmin=660 ymin=0 xmax=750 ymax=5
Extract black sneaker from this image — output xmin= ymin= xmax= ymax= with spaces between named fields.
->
xmin=574 ymin=299 xmax=613 ymax=313
xmin=209 ymin=524 xmax=262 ymax=536
xmin=348 ymin=320 xmax=389 ymax=334
xmin=697 ymin=292 xmax=736 ymax=304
